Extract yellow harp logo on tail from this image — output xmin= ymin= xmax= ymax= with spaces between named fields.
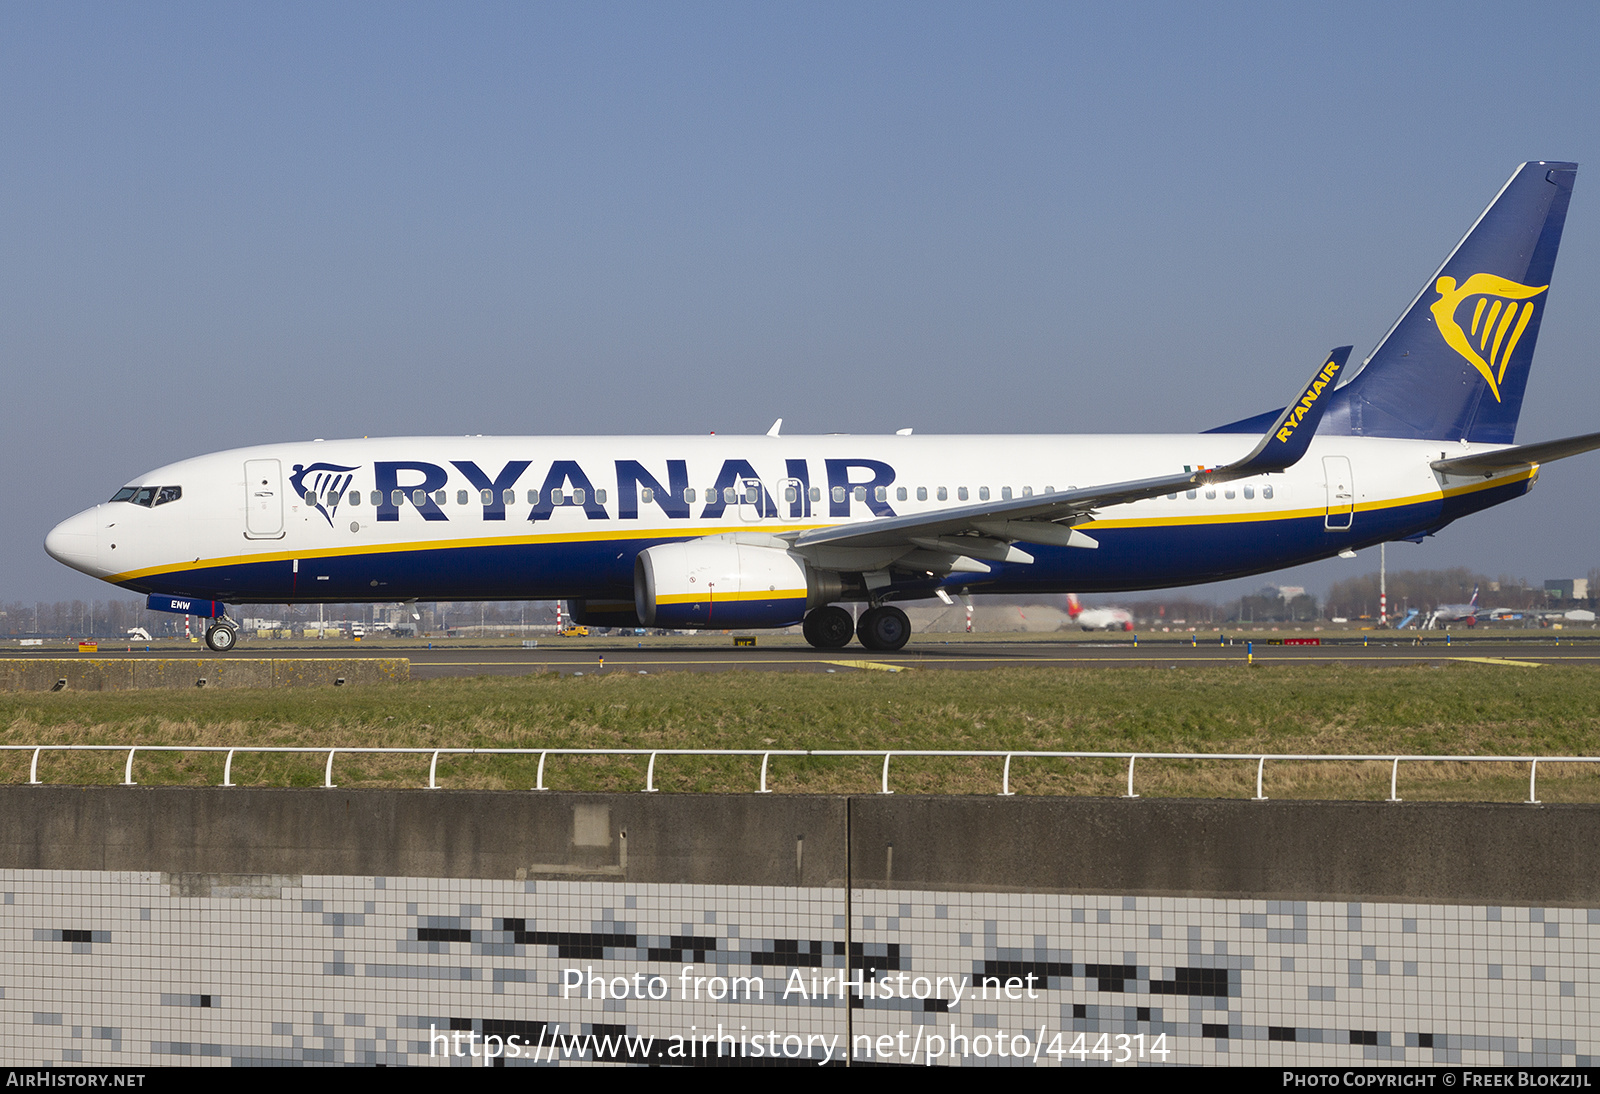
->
xmin=1429 ymin=273 xmax=1547 ymax=402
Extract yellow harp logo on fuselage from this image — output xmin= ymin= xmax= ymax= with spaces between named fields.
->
xmin=1430 ymin=273 xmax=1547 ymax=402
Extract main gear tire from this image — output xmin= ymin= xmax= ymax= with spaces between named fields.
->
xmin=802 ymin=606 xmax=855 ymax=650
xmin=855 ymin=606 xmax=911 ymax=652
xmin=204 ymin=624 xmax=238 ymax=653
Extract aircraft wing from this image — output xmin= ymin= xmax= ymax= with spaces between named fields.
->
xmin=1430 ymin=430 xmax=1600 ymax=476
xmin=792 ymin=347 xmax=1350 ymax=556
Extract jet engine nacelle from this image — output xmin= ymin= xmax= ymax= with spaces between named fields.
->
xmin=634 ymin=540 xmax=839 ymax=630
xmin=566 ymin=599 xmax=644 ymax=628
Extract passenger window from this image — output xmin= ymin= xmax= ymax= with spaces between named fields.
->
xmin=979 ymin=487 xmax=990 ymax=501
xmin=1205 ymin=489 xmax=1216 ymax=499
xmin=1022 ymin=486 xmax=1033 ymax=498
xmin=392 ymin=490 xmax=404 ymax=507
xmin=1185 ymin=490 xmax=1197 ymax=500
xmin=477 ymin=489 xmax=490 ymax=505
xmin=1044 ymin=486 xmax=1055 ymax=494
xmin=1263 ymin=485 xmax=1274 ymax=499
xmin=551 ymin=488 xmax=566 ymax=504
xmin=433 ymin=490 xmax=447 ymax=505
xmin=1001 ymin=486 xmax=1013 ymax=500
xmin=305 ymin=490 xmax=317 ymax=505
xmin=1167 ymin=493 xmax=1177 ymax=500
xmin=810 ymin=486 xmax=821 ymax=502
xmin=527 ymin=488 xmax=540 ymax=505
xmin=724 ymin=487 xmax=737 ymax=503
xmin=1225 ymin=488 xmax=1235 ymax=499
xmin=958 ymin=487 xmax=968 ymax=501
xmin=572 ymin=488 xmax=586 ymax=505
xmin=874 ymin=486 xmax=887 ymax=502
xmin=1244 ymin=486 xmax=1255 ymax=499
xmin=916 ymin=486 xmax=927 ymax=501
xmin=832 ymin=486 xmax=846 ymax=503
xmin=684 ymin=488 xmax=696 ymax=503
xmin=937 ymin=487 xmax=947 ymax=501
xmin=348 ymin=491 xmax=360 ymax=506
xmin=896 ymin=487 xmax=907 ymax=501
xmin=503 ymin=489 xmax=515 ymax=505
xmin=642 ymin=487 xmax=656 ymax=504
xmin=853 ymin=486 xmax=867 ymax=502
xmin=412 ymin=489 xmax=426 ymax=506
xmin=783 ymin=486 xmax=796 ymax=503
xmin=596 ymin=489 xmax=606 ymax=504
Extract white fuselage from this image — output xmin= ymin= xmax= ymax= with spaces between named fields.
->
xmin=45 ymin=431 xmax=1531 ymax=609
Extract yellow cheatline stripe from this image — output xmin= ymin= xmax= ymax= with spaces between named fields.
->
xmin=107 ymin=521 xmax=838 ymax=582
xmin=819 ymin=659 xmax=905 ymax=672
xmin=108 ymin=467 xmax=1537 ymax=582
xmin=1451 ymin=656 xmax=1544 ymax=668
xmin=1083 ymin=468 xmax=1535 ymax=530
xmin=656 ymin=590 xmax=806 ymax=605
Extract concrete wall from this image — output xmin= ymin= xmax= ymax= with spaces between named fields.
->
xmin=1 ymin=787 xmax=1594 ymax=904
xmin=0 ymin=658 xmax=408 ymax=691
xmin=5 ymin=790 xmax=1597 ymax=1067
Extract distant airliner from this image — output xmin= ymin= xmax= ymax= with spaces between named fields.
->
xmin=1065 ymin=594 xmax=1133 ymax=632
xmin=46 ymin=162 xmax=1600 ymax=653
xmin=1426 ymin=586 xmax=1482 ymax=629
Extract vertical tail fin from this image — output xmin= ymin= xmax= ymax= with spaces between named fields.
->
xmin=1322 ymin=162 xmax=1576 ymax=444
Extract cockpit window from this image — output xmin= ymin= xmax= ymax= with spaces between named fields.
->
xmin=111 ymin=485 xmax=182 ymax=507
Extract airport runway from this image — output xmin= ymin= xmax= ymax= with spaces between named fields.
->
xmin=11 ymin=635 xmax=1600 ymax=677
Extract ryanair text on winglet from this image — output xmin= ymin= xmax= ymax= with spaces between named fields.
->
xmin=1275 ymin=358 xmax=1342 ymax=444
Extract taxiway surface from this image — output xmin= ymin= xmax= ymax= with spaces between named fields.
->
xmin=11 ymin=636 xmax=1596 ymax=677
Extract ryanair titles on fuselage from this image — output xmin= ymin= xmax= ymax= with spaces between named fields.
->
xmin=296 ymin=456 xmax=906 ymax=525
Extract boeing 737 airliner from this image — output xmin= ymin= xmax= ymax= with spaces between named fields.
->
xmin=45 ymin=162 xmax=1600 ymax=652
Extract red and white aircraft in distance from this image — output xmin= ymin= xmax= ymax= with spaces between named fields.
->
xmin=1066 ymin=594 xmax=1134 ymax=632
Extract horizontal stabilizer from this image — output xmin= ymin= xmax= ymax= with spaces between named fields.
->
xmin=1430 ymin=429 xmax=1600 ymax=475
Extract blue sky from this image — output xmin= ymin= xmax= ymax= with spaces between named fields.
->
xmin=6 ymin=2 xmax=1600 ymax=604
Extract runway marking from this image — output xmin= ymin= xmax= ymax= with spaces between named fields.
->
xmin=1451 ymin=656 xmax=1545 ymax=668
xmin=91 ymin=652 xmax=1600 ymax=668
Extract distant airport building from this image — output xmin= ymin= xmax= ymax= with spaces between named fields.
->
xmin=1544 ymin=578 xmax=1589 ymax=601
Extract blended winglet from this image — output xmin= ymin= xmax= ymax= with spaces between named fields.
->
xmin=1213 ymin=347 xmax=1351 ymax=479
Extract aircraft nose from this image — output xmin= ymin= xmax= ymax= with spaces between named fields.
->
xmin=44 ymin=508 xmax=102 ymax=576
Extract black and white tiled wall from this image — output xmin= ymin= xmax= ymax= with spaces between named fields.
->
xmin=1 ymin=871 xmax=1592 ymax=1066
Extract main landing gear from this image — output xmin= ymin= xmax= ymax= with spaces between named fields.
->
xmin=800 ymin=605 xmax=911 ymax=652
xmin=801 ymin=606 xmax=854 ymax=649
xmin=204 ymin=622 xmax=238 ymax=652
xmin=856 ymin=606 xmax=911 ymax=651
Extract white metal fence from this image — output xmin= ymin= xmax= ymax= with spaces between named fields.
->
xmin=3 ymin=744 xmax=1597 ymax=802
